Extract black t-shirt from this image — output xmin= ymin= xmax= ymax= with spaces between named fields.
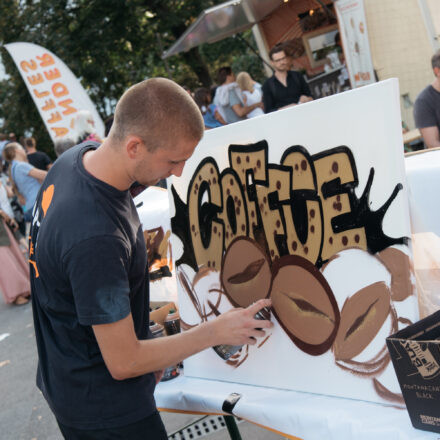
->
xmin=414 ymin=85 xmax=440 ymax=132
xmin=262 ymin=71 xmax=312 ymax=113
xmin=27 ymin=151 xmax=52 ymax=170
xmin=29 ymin=142 xmax=156 ymax=430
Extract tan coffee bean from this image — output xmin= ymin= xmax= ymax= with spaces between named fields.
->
xmin=221 ymin=237 xmax=272 ymax=307
xmin=333 ymin=281 xmax=391 ymax=361
xmin=271 ymin=255 xmax=340 ymax=356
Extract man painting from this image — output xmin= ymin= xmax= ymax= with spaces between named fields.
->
xmin=30 ymin=78 xmax=271 ymax=440
xmin=414 ymin=49 xmax=440 ymax=149
xmin=262 ymin=44 xmax=313 ymax=113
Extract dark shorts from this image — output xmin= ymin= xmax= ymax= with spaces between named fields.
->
xmin=57 ymin=411 xmax=168 ymax=440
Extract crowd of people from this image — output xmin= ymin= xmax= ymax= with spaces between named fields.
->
xmin=192 ymin=42 xmax=314 ymax=130
xmin=0 ymin=109 xmax=104 ymax=307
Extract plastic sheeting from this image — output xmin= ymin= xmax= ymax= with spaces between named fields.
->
xmin=155 ymin=375 xmax=439 ymax=439
xmin=405 ymin=149 xmax=440 ymax=318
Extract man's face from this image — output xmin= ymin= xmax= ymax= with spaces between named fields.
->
xmin=133 ymin=137 xmax=199 ymax=187
xmin=271 ymin=50 xmax=289 ymax=73
xmin=226 ymin=72 xmax=235 ymax=83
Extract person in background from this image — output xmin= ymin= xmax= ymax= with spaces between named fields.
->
xmin=3 ymin=143 xmax=47 ymax=222
xmin=0 ymin=178 xmax=28 ymax=252
xmin=9 ymin=132 xmax=17 ymax=143
xmin=0 ymin=133 xmax=9 ymax=157
xmin=54 ymin=136 xmax=77 ymax=158
xmin=414 ymin=49 xmax=440 ymax=149
xmin=262 ymin=43 xmax=313 ymax=113
xmin=0 ymin=209 xmax=30 ymax=306
xmin=25 ymin=137 xmax=52 ymax=170
xmin=214 ymin=66 xmax=263 ymax=124
xmin=236 ymin=72 xmax=264 ymax=119
xmin=72 ymin=110 xmax=103 ymax=144
xmin=182 ymin=85 xmax=193 ymax=97
xmin=104 ymin=115 xmax=114 ymax=138
xmin=194 ymin=87 xmax=226 ymax=129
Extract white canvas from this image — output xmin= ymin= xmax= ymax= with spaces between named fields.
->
xmin=169 ymin=79 xmax=418 ymax=405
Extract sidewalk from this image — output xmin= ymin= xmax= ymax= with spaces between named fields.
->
xmin=0 ymin=298 xmax=285 ymax=440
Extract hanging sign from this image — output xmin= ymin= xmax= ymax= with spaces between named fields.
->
xmin=335 ymin=0 xmax=376 ymax=88
xmin=4 ymin=42 xmax=104 ymax=142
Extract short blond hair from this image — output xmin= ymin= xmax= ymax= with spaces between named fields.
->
xmin=236 ymin=72 xmax=254 ymax=93
xmin=3 ymin=142 xmax=22 ymax=161
xmin=110 ymin=78 xmax=204 ymax=151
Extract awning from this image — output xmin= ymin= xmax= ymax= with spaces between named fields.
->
xmin=162 ymin=0 xmax=285 ymax=59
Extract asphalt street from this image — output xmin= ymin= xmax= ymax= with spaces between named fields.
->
xmin=0 ymin=298 xmax=286 ymax=440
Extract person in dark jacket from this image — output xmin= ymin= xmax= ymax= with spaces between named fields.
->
xmin=262 ymin=43 xmax=313 ymax=113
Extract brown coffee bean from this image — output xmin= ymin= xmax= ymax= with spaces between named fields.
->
xmin=221 ymin=237 xmax=272 ymax=308
xmin=376 ymin=247 xmax=413 ymax=302
xmin=333 ymin=281 xmax=391 ymax=361
xmin=271 ymin=255 xmax=340 ymax=355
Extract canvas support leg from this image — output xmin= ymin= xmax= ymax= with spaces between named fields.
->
xmin=223 ymin=415 xmax=242 ymax=440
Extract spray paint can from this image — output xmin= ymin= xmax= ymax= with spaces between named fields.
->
xmin=149 ymin=320 xmax=180 ymax=381
xmin=164 ymin=309 xmax=183 ymax=369
xmin=163 ymin=309 xmax=180 ymax=336
xmin=213 ymin=306 xmax=271 ymax=360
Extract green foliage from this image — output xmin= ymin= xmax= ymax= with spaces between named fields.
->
xmin=0 ymin=0 xmax=267 ymax=155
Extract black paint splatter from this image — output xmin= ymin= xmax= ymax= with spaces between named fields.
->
xmin=170 ymin=185 xmax=198 ymax=271
xmin=330 ymin=168 xmax=409 ymax=253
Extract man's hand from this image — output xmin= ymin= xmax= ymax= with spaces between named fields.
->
xmin=207 ymin=299 xmax=272 ymax=347
xmin=93 ymin=298 xmax=272 ymax=381
xmin=299 ymin=95 xmax=313 ymax=104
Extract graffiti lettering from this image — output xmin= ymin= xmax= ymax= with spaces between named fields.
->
xmin=172 ymin=140 xmax=406 ymax=272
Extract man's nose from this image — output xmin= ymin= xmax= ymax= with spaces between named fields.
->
xmin=171 ymin=162 xmax=185 ymax=178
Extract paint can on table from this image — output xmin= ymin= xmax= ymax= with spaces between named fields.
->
xmin=149 ymin=320 xmax=180 ymax=381
xmin=163 ymin=309 xmax=180 ymax=336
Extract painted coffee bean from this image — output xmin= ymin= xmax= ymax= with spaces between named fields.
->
xmin=221 ymin=237 xmax=272 ymax=308
xmin=333 ymin=281 xmax=391 ymax=361
xmin=376 ymin=247 xmax=414 ymax=302
xmin=271 ymin=255 xmax=340 ymax=356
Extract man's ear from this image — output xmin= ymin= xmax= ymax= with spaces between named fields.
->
xmin=434 ymin=66 xmax=440 ymax=78
xmin=125 ymin=135 xmax=145 ymax=159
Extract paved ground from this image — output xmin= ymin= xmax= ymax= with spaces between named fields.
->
xmin=0 ymin=298 xmax=286 ymax=440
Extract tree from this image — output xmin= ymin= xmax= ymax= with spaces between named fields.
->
xmin=0 ymin=0 xmax=266 ymax=156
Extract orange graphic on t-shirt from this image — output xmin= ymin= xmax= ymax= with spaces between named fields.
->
xmin=29 ymin=259 xmax=39 ymax=278
xmin=42 ymin=184 xmax=54 ymax=217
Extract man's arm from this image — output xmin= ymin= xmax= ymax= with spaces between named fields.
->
xmin=93 ymin=299 xmax=272 ymax=380
xmin=262 ymin=80 xmax=276 ymax=113
xmin=231 ymin=101 xmax=262 ymax=118
xmin=230 ymin=89 xmax=262 ymax=118
xmin=298 ymin=73 xmax=313 ymax=103
xmin=419 ymin=126 xmax=440 ymax=149
xmin=28 ymin=167 xmax=48 ymax=183
xmin=43 ymin=153 xmax=53 ymax=170
xmin=414 ymin=94 xmax=439 ymax=148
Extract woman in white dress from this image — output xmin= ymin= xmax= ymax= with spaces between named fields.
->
xmin=236 ymin=72 xmax=265 ymax=119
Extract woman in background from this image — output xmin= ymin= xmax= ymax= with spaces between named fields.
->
xmin=236 ymin=72 xmax=264 ymax=119
xmin=194 ymin=87 xmax=226 ymax=129
xmin=3 ymin=143 xmax=47 ymax=223
xmin=0 ymin=207 xmax=30 ymax=305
